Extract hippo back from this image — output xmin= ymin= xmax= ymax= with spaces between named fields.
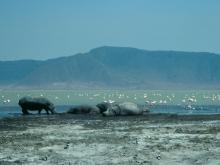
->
xmin=119 ymin=102 xmax=143 ymax=115
xmin=103 ymin=102 xmax=143 ymax=116
xmin=67 ymin=105 xmax=99 ymax=114
xmin=19 ymin=97 xmax=54 ymax=111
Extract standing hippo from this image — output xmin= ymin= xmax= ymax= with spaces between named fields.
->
xmin=102 ymin=102 xmax=144 ymax=116
xmin=67 ymin=105 xmax=100 ymax=114
xmin=18 ymin=96 xmax=55 ymax=115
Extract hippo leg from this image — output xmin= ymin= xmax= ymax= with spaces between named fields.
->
xmin=45 ymin=109 xmax=49 ymax=115
xmin=38 ymin=109 xmax=42 ymax=114
xmin=22 ymin=108 xmax=29 ymax=115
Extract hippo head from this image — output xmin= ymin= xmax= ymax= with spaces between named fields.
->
xmin=48 ymin=103 xmax=56 ymax=113
xmin=96 ymin=102 xmax=111 ymax=113
xmin=102 ymin=106 xmax=118 ymax=116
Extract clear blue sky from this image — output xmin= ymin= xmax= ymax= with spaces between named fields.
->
xmin=0 ymin=0 xmax=220 ymax=60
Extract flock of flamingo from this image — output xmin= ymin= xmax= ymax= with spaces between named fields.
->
xmin=1 ymin=91 xmax=220 ymax=110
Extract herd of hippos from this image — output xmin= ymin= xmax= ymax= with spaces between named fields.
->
xmin=18 ymin=96 xmax=150 ymax=116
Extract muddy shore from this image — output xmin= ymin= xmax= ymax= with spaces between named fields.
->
xmin=0 ymin=114 xmax=220 ymax=165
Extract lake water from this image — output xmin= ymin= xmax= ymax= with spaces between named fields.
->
xmin=1 ymin=90 xmax=220 ymax=118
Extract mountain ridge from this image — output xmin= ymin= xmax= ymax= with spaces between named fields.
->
xmin=1 ymin=46 xmax=220 ymax=89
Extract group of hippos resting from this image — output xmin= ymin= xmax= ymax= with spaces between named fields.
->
xmin=18 ymin=96 xmax=150 ymax=116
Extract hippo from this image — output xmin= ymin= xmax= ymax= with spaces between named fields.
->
xmin=18 ymin=96 xmax=56 ymax=115
xmin=102 ymin=102 xmax=147 ymax=116
xmin=67 ymin=105 xmax=100 ymax=114
xmin=96 ymin=101 xmax=117 ymax=113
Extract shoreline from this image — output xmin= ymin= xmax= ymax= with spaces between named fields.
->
xmin=1 ymin=104 xmax=220 ymax=120
xmin=1 ymin=112 xmax=220 ymax=121
xmin=1 ymin=113 xmax=220 ymax=164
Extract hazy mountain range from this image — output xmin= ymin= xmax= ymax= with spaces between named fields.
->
xmin=1 ymin=46 xmax=220 ymax=89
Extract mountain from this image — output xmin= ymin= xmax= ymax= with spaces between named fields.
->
xmin=1 ymin=46 xmax=220 ymax=89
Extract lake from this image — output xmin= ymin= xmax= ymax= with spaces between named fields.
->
xmin=1 ymin=90 xmax=220 ymax=118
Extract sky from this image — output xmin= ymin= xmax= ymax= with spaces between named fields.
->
xmin=0 ymin=0 xmax=220 ymax=60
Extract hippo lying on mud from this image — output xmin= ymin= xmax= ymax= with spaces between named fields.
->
xmin=18 ymin=97 xmax=56 ymax=115
xmin=102 ymin=102 xmax=149 ymax=116
xmin=67 ymin=105 xmax=100 ymax=114
xmin=67 ymin=102 xmax=149 ymax=116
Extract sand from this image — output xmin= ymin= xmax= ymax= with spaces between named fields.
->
xmin=0 ymin=114 xmax=220 ymax=165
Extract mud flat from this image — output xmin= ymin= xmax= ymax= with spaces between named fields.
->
xmin=0 ymin=114 xmax=220 ymax=165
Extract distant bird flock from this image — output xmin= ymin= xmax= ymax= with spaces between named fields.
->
xmin=1 ymin=91 xmax=220 ymax=111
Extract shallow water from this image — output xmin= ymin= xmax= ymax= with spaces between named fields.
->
xmin=1 ymin=105 xmax=220 ymax=119
xmin=1 ymin=90 xmax=220 ymax=118
xmin=1 ymin=89 xmax=220 ymax=106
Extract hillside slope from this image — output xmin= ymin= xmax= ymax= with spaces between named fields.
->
xmin=1 ymin=46 xmax=220 ymax=89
